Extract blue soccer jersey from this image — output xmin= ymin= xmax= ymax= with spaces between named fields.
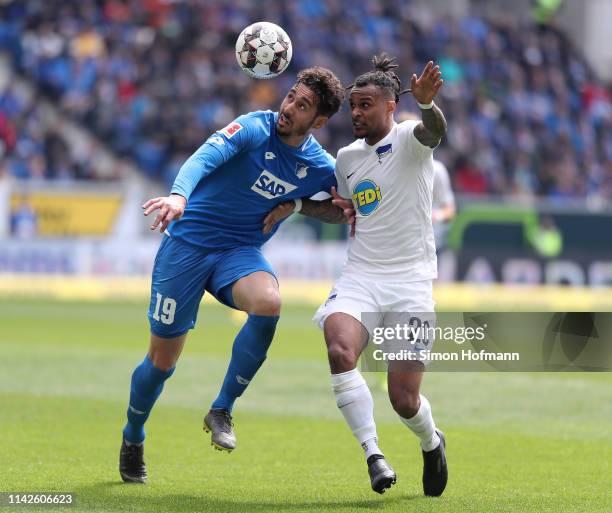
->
xmin=168 ymin=110 xmax=337 ymax=250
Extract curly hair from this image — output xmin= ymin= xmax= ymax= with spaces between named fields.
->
xmin=351 ymin=53 xmax=410 ymax=102
xmin=296 ymin=67 xmax=345 ymax=118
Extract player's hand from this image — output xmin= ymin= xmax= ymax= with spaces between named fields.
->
xmin=410 ymin=61 xmax=443 ymax=105
xmin=331 ymin=186 xmax=356 ymax=237
xmin=142 ymin=194 xmax=187 ymax=233
xmin=262 ymin=201 xmax=295 ymax=235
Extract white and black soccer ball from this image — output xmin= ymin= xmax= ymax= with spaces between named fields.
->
xmin=235 ymin=21 xmax=292 ymax=79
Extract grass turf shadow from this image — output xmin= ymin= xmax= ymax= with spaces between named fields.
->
xmin=73 ymin=481 xmax=428 ymax=513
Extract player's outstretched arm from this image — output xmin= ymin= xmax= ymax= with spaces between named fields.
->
xmin=143 ymin=193 xmax=187 ymax=233
xmin=411 ymin=61 xmax=447 ymax=148
xmin=262 ymin=187 xmax=355 ymax=235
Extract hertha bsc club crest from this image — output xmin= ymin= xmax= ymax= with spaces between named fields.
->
xmin=375 ymin=143 xmax=392 ymax=163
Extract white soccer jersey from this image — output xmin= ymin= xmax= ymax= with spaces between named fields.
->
xmin=432 ymin=159 xmax=455 ymax=211
xmin=335 ymin=120 xmax=437 ymax=281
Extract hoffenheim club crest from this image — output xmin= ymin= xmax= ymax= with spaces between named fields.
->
xmin=295 ymin=164 xmax=308 ymax=179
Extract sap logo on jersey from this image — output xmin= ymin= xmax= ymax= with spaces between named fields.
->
xmin=352 ymin=179 xmax=382 ymax=215
xmin=251 ymin=170 xmax=297 ymax=199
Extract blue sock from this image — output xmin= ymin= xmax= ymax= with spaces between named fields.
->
xmin=211 ymin=314 xmax=279 ymax=412
xmin=123 ymin=355 xmax=175 ymax=444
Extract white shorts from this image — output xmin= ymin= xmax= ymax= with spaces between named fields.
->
xmin=313 ymin=275 xmax=436 ymax=367
xmin=313 ymin=273 xmax=435 ymax=339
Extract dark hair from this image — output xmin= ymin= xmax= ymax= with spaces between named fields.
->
xmin=351 ymin=53 xmax=410 ymax=102
xmin=296 ymin=67 xmax=345 ymax=118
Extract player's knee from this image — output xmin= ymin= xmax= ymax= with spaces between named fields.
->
xmin=248 ymin=289 xmax=282 ymax=316
xmin=327 ymin=339 xmax=359 ymax=372
xmin=389 ymin=390 xmax=420 ymax=418
xmin=148 ymin=353 xmax=176 ymax=373
xmin=148 ymin=335 xmax=185 ymax=372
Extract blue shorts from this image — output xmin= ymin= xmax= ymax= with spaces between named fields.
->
xmin=148 ymin=235 xmax=276 ymax=338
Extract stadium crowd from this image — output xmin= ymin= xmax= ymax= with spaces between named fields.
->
xmin=0 ymin=0 xmax=610 ymax=200
xmin=0 ymin=82 xmax=110 ymax=181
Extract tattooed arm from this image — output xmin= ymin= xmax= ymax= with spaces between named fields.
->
xmin=300 ymin=198 xmax=345 ymax=223
xmin=409 ymin=60 xmax=447 ymax=148
xmin=262 ymin=187 xmax=355 ymax=235
xmin=414 ymin=102 xmax=447 ymax=148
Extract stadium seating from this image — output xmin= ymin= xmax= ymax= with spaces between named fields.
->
xmin=0 ymin=0 xmax=609 ymax=199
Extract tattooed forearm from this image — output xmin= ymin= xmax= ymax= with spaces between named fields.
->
xmin=300 ymin=198 xmax=346 ymax=224
xmin=414 ymin=104 xmax=447 ymax=148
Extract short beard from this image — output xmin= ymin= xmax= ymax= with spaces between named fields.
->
xmin=277 ymin=121 xmax=310 ymax=139
xmin=276 ymin=121 xmax=289 ymax=135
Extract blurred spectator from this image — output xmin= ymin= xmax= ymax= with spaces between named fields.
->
xmin=532 ymin=0 xmax=564 ymax=25
xmin=10 ymin=194 xmax=38 ymax=238
xmin=0 ymin=83 xmax=108 ymax=180
xmin=0 ymin=0 xmax=608 ymax=202
xmin=454 ymin=157 xmax=488 ymax=195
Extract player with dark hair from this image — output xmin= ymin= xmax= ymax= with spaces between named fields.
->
xmin=119 ymin=67 xmax=352 ymax=483
xmin=266 ymin=54 xmax=449 ymax=496
xmin=321 ymin=55 xmax=448 ymax=496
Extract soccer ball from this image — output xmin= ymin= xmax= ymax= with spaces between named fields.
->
xmin=235 ymin=22 xmax=292 ymax=79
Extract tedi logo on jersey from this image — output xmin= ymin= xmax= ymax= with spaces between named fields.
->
xmin=251 ymin=170 xmax=297 ymax=199
xmin=352 ymin=179 xmax=382 ymax=216
xmin=375 ymin=143 xmax=392 ymax=163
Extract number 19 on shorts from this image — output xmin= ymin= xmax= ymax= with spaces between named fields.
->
xmin=152 ymin=293 xmax=177 ymax=325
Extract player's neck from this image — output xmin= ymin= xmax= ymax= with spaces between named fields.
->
xmin=278 ymin=132 xmax=308 ymax=148
xmin=365 ymin=121 xmax=393 ymax=146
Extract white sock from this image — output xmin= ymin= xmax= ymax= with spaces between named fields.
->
xmin=331 ymin=368 xmax=382 ymax=458
xmin=361 ymin=437 xmax=382 ymax=459
xmin=399 ymin=394 xmax=440 ymax=452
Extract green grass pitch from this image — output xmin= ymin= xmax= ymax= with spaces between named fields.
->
xmin=1 ymin=299 xmax=611 ymax=513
